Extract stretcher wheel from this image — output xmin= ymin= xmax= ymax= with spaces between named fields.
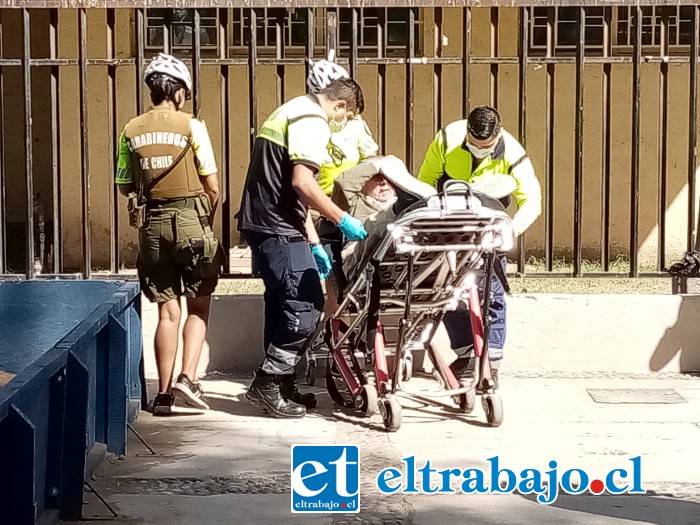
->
xmin=359 ymin=384 xmax=378 ymax=416
xmin=459 ymin=388 xmax=477 ymax=414
xmin=305 ymin=361 xmax=316 ymax=387
xmin=482 ymin=394 xmax=503 ymax=427
xmin=381 ymin=397 xmax=402 ymax=432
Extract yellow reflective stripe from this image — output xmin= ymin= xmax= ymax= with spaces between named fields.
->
xmin=258 ymin=126 xmax=287 ymax=147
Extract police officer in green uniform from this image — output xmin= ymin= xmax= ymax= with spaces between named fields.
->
xmin=418 ymin=105 xmax=542 ymax=388
xmin=238 ymin=70 xmax=368 ymax=419
xmin=116 ymin=53 xmax=222 ymax=415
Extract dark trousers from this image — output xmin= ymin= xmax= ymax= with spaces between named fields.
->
xmin=242 ymin=231 xmax=324 ymax=375
xmin=443 ymin=255 xmax=507 ymax=364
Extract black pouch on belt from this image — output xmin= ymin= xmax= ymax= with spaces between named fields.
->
xmin=127 ymin=192 xmax=146 ymax=229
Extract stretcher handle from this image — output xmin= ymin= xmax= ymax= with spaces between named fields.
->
xmin=441 ymin=179 xmax=474 ymax=198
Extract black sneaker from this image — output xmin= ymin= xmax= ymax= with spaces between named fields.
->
xmin=245 ymin=370 xmax=306 ymax=418
xmin=172 ymin=374 xmax=210 ymax=410
xmin=152 ymin=393 xmax=175 ymax=416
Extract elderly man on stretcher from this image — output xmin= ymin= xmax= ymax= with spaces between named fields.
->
xmin=318 ymin=156 xmax=512 ymax=272
xmin=316 ymin=154 xmax=516 ymax=310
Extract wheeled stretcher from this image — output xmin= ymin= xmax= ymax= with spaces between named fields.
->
xmin=306 ymin=179 xmax=515 ymax=431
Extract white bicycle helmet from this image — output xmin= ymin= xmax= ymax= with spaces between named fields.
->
xmin=307 ymin=50 xmax=350 ymax=93
xmin=144 ymin=53 xmax=193 ymax=94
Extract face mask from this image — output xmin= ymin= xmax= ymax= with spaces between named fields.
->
xmin=329 ymin=106 xmax=348 ymax=133
xmin=466 ymin=142 xmax=495 ymax=159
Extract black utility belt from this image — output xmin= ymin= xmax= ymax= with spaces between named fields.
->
xmin=146 ymin=196 xmax=201 ymax=212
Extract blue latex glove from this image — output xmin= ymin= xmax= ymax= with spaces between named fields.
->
xmin=337 ymin=213 xmax=368 ymax=241
xmin=311 ymin=244 xmax=332 ymax=280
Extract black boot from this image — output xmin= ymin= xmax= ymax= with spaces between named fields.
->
xmin=449 ymin=356 xmax=475 ymax=381
xmin=280 ymin=374 xmax=318 ymax=410
xmin=245 ymin=370 xmax=306 ymax=418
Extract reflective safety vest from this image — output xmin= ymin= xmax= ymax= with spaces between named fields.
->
xmin=418 ymin=120 xmax=528 ymax=190
xmin=417 ymin=119 xmax=542 ymax=236
xmin=318 ymin=116 xmax=379 ymax=195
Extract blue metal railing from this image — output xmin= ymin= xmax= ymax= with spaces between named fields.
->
xmin=0 ymin=280 xmax=143 ymax=524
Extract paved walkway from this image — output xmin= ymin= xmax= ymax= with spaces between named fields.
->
xmin=76 ymin=370 xmax=700 ymax=525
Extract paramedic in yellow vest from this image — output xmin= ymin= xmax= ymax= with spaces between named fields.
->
xmin=116 ymin=53 xmax=222 ymax=416
xmin=418 ymin=105 xmax=542 ymax=389
xmin=237 ymin=71 xmax=368 ymax=419
xmin=307 ymin=57 xmax=379 ymax=319
xmin=310 ymin=52 xmax=380 ymax=197
xmin=318 ymin=115 xmax=379 ymax=196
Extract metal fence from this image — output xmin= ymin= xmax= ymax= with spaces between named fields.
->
xmin=0 ymin=2 xmax=698 ymax=280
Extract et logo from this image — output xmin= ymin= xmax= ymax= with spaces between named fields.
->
xmin=290 ymin=445 xmax=360 ymax=513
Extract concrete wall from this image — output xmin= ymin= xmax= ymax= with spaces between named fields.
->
xmin=140 ymin=293 xmax=700 ymax=382
xmin=2 ymin=8 xmax=700 ymax=271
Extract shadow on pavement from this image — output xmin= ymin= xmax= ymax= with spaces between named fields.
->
xmin=651 ymin=297 xmax=700 ymax=373
xmin=519 ymin=492 xmax=700 ymax=525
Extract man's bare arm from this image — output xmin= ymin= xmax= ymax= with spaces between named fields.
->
xmin=305 ymin=212 xmax=321 ymax=245
xmin=200 ymin=173 xmax=221 ymax=223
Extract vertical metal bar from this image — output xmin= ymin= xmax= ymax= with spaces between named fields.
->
xmin=350 ymin=8 xmax=358 ymax=80
xmin=657 ymin=9 xmax=669 ymax=271
xmin=435 ymin=7 xmax=443 ymax=133
xmin=136 ymin=9 xmax=145 ymax=115
xmin=516 ymin=7 xmax=529 ymax=275
xmin=326 ymin=10 xmax=337 ymax=59
xmin=0 ymin=13 xmax=6 ymax=274
xmin=689 ymin=6 xmax=699 ymax=251
xmin=573 ymin=7 xmax=585 ymax=277
xmin=275 ymin=12 xmax=283 ymax=108
xmin=108 ymin=9 xmax=118 ymax=274
xmin=162 ymin=10 xmax=171 ymax=54
xmin=601 ymin=7 xmax=612 ymax=272
xmin=490 ymin=7 xmax=499 ymax=109
xmin=50 ymin=9 xmax=61 ymax=274
xmin=23 ymin=8 xmax=35 ymax=279
xmin=305 ymin=7 xmax=314 ymax=69
xmin=405 ymin=8 xmax=415 ymax=173
xmin=220 ymin=9 xmax=231 ymax=273
xmin=545 ymin=8 xmax=555 ymax=272
xmin=630 ymin=6 xmax=642 ymax=277
xmin=462 ymin=7 xmax=471 ymax=118
xmin=193 ymin=9 xmax=202 ymax=117
xmin=79 ymin=8 xmax=91 ymax=279
xmin=377 ymin=14 xmax=386 ymax=153
xmin=248 ymin=9 xmax=258 ymax=151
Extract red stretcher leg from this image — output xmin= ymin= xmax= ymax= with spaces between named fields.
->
xmin=329 ymin=318 xmax=362 ymax=397
xmin=466 ymin=283 xmax=493 ymax=389
xmin=432 ymin=341 xmax=462 ymax=391
xmin=374 ymin=322 xmax=389 ymax=394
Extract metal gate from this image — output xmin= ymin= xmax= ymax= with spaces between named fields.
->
xmin=0 ymin=2 xmax=698 ymax=279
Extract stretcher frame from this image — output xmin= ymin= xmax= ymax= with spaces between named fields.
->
xmin=308 ymin=180 xmax=514 ymax=431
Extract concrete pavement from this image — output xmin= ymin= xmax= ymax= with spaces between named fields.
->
xmin=78 ymin=370 xmax=700 ymax=525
